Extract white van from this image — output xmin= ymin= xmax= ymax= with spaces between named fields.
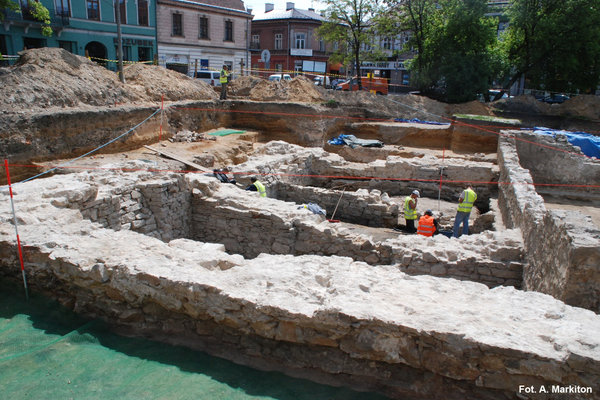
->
xmin=313 ymin=75 xmax=332 ymax=88
xmin=195 ymin=70 xmax=222 ymax=86
xmin=268 ymin=74 xmax=292 ymax=82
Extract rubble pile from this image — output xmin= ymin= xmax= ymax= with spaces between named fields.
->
xmin=249 ymin=75 xmax=325 ymax=102
xmin=169 ymin=129 xmax=217 ymax=143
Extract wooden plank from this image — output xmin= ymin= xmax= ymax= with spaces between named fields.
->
xmin=143 ymin=145 xmax=211 ymax=173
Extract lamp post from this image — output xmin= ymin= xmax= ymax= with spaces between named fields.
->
xmin=115 ymin=0 xmax=125 ymax=83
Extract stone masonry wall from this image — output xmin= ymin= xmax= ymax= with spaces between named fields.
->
xmin=497 ymin=133 xmax=600 ymax=312
xmin=63 ymin=168 xmax=191 ymax=242
xmin=1 ymin=173 xmax=599 ymax=400
xmin=272 ymin=182 xmax=399 ymax=227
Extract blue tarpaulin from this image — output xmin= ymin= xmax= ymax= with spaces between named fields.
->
xmin=327 ymin=134 xmax=384 ymax=148
xmin=528 ymin=127 xmax=600 ymax=159
xmin=394 ymin=118 xmax=450 ymax=125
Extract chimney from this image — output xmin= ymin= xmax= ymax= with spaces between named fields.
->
xmin=308 ymin=8 xmax=314 ymax=12
xmin=247 ymin=7 xmax=253 ymax=14
xmin=265 ymin=3 xmax=274 ymax=12
xmin=286 ymin=2 xmax=294 ymax=10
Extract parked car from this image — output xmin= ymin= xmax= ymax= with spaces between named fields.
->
xmin=313 ymin=75 xmax=332 ymax=88
xmin=268 ymin=74 xmax=292 ymax=82
xmin=543 ymin=94 xmax=570 ymax=104
xmin=195 ymin=70 xmax=222 ymax=87
xmin=336 ymin=76 xmax=388 ymax=95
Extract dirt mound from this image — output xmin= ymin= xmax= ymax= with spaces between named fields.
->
xmin=0 ymin=47 xmax=144 ymax=111
xmin=249 ymin=75 xmax=325 ymax=102
xmin=124 ymin=63 xmax=217 ymax=102
xmin=560 ymin=95 xmax=600 ymax=121
xmin=450 ymin=100 xmax=492 ymax=116
xmin=492 ymin=95 xmax=552 ymax=115
xmin=228 ymin=75 xmax=263 ymax=97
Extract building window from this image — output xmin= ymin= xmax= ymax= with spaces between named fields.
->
xmin=319 ymin=39 xmax=325 ymax=52
xmin=114 ymin=0 xmax=126 ymax=23
xmin=172 ymin=13 xmax=183 ymax=36
xmin=138 ymin=46 xmax=151 ymax=61
xmin=224 ymin=20 xmax=233 ymax=41
xmin=199 ymin=16 xmax=209 ymax=39
xmin=251 ymin=34 xmax=259 ymax=47
xmin=138 ymin=0 xmax=148 ymax=26
xmin=58 ymin=40 xmax=74 ymax=52
xmin=54 ymin=0 xmax=70 ymax=16
xmin=274 ymin=33 xmax=282 ymax=50
xmin=87 ymin=0 xmax=99 ymax=20
xmin=295 ymin=33 xmax=305 ymax=49
xmin=275 ymin=63 xmax=282 ymax=71
xmin=333 ymin=41 xmax=338 ymax=51
xmin=382 ymin=37 xmax=392 ymax=50
xmin=115 ymin=45 xmax=131 ymax=61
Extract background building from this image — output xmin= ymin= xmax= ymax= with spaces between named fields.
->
xmin=1 ymin=0 xmax=157 ymax=68
xmin=156 ymin=0 xmax=251 ymax=77
xmin=250 ymin=2 xmax=339 ymax=78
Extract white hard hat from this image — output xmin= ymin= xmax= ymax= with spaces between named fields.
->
xmin=412 ymin=190 xmax=420 ymax=197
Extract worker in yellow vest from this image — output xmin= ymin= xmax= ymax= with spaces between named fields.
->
xmin=245 ymin=176 xmax=266 ymax=197
xmin=417 ymin=209 xmax=438 ymax=237
xmin=453 ymin=185 xmax=477 ymax=238
xmin=219 ymin=65 xmax=229 ymax=100
xmin=403 ymin=190 xmax=419 ymax=233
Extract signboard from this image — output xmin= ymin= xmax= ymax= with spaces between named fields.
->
xmin=361 ymin=61 xmax=406 ymax=70
xmin=260 ymin=49 xmax=271 ymax=62
xmin=290 ymin=48 xmax=313 ymax=57
xmin=302 ymin=60 xmax=326 ymax=73
xmin=166 ymin=54 xmax=188 ymax=64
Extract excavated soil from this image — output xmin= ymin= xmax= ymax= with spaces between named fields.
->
xmin=2 ymin=47 xmax=598 ymax=123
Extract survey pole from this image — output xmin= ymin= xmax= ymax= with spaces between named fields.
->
xmin=4 ymin=159 xmax=29 ymax=301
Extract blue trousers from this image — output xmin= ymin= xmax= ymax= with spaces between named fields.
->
xmin=453 ymin=211 xmax=471 ymax=238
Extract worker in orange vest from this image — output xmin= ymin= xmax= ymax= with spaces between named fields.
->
xmin=417 ymin=209 xmax=439 ymax=237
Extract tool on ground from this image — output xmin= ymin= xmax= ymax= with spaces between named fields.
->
xmin=328 ymin=187 xmax=346 ymax=223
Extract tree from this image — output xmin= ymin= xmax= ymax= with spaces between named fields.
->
xmin=0 ymin=0 xmax=52 ymax=37
xmin=386 ymin=0 xmax=501 ymax=102
xmin=318 ymin=0 xmax=380 ymax=89
xmin=503 ymin=0 xmax=600 ymax=94
xmin=380 ymin=0 xmax=437 ymax=84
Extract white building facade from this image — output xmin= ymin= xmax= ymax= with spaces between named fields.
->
xmin=156 ymin=0 xmax=251 ymax=77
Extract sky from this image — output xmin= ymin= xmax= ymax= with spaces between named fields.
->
xmin=242 ymin=0 xmax=325 ymax=14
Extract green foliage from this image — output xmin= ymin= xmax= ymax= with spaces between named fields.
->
xmin=504 ymin=0 xmax=600 ymax=93
xmin=0 ymin=0 xmax=19 ymax=20
xmin=29 ymin=1 xmax=53 ymax=36
xmin=0 ymin=0 xmax=52 ymax=36
xmin=397 ymin=0 xmax=501 ymax=102
xmin=317 ymin=0 xmax=380 ymax=89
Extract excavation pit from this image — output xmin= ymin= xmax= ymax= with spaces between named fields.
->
xmin=1 ymin=164 xmax=599 ymax=400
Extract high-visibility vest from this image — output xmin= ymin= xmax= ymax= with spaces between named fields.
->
xmin=404 ymin=196 xmax=417 ymax=220
xmin=220 ymin=69 xmax=228 ymax=84
xmin=417 ymin=215 xmax=436 ymax=237
xmin=457 ymin=188 xmax=477 ymax=213
xmin=253 ymin=180 xmax=266 ymax=197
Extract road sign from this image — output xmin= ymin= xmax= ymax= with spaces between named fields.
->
xmin=260 ymin=49 xmax=271 ymax=63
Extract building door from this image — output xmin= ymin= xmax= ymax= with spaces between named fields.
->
xmin=23 ymin=37 xmax=45 ymax=50
xmin=85 ymin=41 xmax=107 ymax=66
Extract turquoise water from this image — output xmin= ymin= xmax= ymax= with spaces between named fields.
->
xmin=0 ymin=279 xmax=390 ymax=400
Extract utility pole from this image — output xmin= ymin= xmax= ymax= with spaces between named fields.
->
xmin=115 ymin=0 xmax=125 ymax=83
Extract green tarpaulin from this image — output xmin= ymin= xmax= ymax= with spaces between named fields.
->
xmin=208 ymin=129 xmax=246 ymax=136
